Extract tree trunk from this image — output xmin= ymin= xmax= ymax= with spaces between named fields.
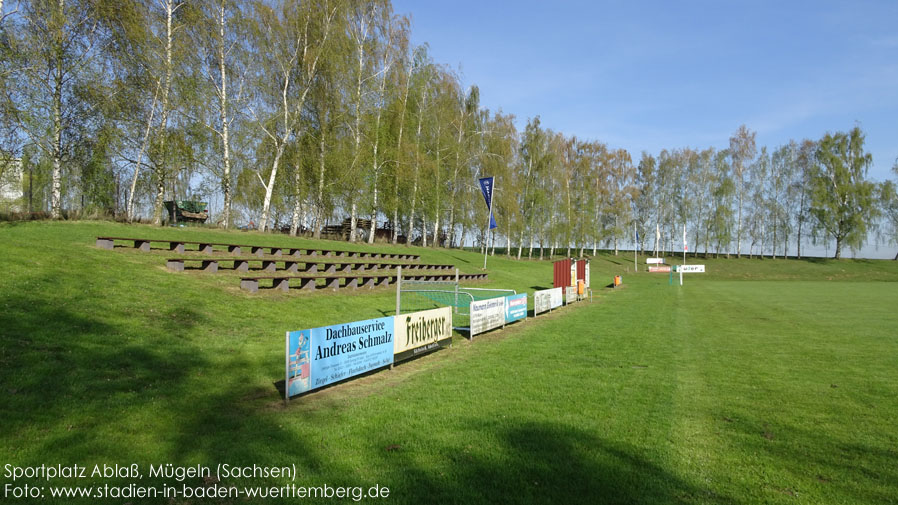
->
xmin=349 ymin=10 xmax=370 ymax=244
xmin=47 ymin=0 xmax=65 ymax=219
xmin=51 ymin=71 xmax=62 ymax=219
xmin=368 ymin=171 xmax=378 ymax=243
xmin=433 ymin=213 xmax=440 ymax=248
xmin=448 ymin=119 xmax=464 ymax=248
xmin=290 ymin=155 xmax=302 ymax=236
xmin=259 ymin=143 xmax=285 ymax=232
xmin=421 ymin=213 xmax=427 ymax=247
xmin=314 ymin=135 xmax=326 ymax=239
xmin=406 ymin=100 xmax=423 ymax=246
xmin=349 ymin=201 xmax=358 ymax=242
xmin=392 ymin=62 xmax=414 ymax=244
xmin=432 ymin=127 xmax=441 ymax=248
xmin=218 ymin=1 xmax=232 ymax=229
xmin=127 ymin=79 xmax=160 ymax=222
xmin=736 ymin=184 xmax=743 ymax=258
xmin=153 ymin=176 xmax=165 ymax=225
xmin=152 ymin=0 xmax=175 ymax=226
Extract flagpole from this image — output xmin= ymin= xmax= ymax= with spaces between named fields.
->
xmin=634 ymin=222 xmax=637 ymax=272
xmin=683 ymin=223 xmax=687 ymax=264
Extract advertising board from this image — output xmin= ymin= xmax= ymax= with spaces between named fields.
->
xmin=677 ymin=264 xmax=705 ymax=273
xmin=393 ymin=307 xmax=453 ymax=363
xmin=648 ymin=265 xmax=671 ymax=273
xmin=287 ymin=316 xmax=394 ymax=397
xmin=534 ymin=287 xmax=563 ymax=315
xmin=565 ymin=286 xmax=578 ymax=304
xmin=470 ymin=297 xmax=506 ymax=336
xmin=505 ymin=293 xmax=528 ymax=323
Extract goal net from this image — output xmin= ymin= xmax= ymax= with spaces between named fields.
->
xmin=399 ymin=278 xmax=515 ymax=330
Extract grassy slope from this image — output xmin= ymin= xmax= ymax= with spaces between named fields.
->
xmin=1 ymin=221 xmax=897 ymax=504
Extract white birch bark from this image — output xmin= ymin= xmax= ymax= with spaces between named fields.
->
xmin=258 ymin=2 xmax=334 ymax=232
xmin=314 ymin=134 xmax=326 ymax=238
xmin=152 ymin=0 xmax=176 ymax=226
xmin=368 ymin=20 xmax=396 ymax=244
xmin=393 ymin=59 xmax=414 ymax=243
xmin=217 ymin=1 xmax=233 ymax=229
xmin=126 ymin=79 xmax=160 ymax=222
xmin=290 ymin=155 xmax=302 ymax=236
xmin=406 ymin=84 xmax=425 ymax=246
xmin=50 ymin=1 xmax=63 ymax=219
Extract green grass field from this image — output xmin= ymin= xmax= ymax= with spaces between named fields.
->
xmin=2 ymin=221 xmax=897 ymax=504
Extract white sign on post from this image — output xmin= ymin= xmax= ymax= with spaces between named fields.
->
xmin=678 ymin=265 xmax=705 ymax=273
xmin=646 ymin=258 xmax=664 ymax=264
xmin=470 ymin=297 xmax=507 ymax=336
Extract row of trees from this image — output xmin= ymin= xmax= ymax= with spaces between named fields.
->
xmin=1 ymin=0 xmax=895 ymax=258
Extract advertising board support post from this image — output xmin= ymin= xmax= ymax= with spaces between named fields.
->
xmin=284 ymin=329 xmax=290 ymax=405
xmin=454 ymin=268 xmax=459 ymax=315
xmin=393 ymin=266 xmax=402 ymax=369
xmin=395 ymin=266 xmax=402 ymax=316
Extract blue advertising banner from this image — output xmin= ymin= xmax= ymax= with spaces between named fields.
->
xmin=479 ymin=176 xmax=498 ymax=230
xmin=287 ymin=316 xmax=394 ymax=397
xmin=505 ymin=293 xmax=528 ymax=323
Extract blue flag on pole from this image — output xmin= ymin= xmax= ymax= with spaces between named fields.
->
xmin=479 ymin=176 xmax=497 ymax=229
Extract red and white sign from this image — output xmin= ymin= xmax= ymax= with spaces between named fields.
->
xmin=648 ymin=265 xmax=671 ymax=273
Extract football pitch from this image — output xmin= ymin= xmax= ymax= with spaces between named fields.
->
xmin=1 ymin=222 xmax=897 ymax=504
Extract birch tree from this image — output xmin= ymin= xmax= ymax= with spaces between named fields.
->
xmin=729 ymin=124 xmax=757 ymax=257
xmin=880 ymin=164 xmax=898 ymax=260
xmin=14 ymin=0 xmax=109 ymax=218
xmin=365 ymin=9 xmax=404 ymax=243
xmin=809 ymin=127 xmax=878 ymax=259
xmin=189 ymin=0 xmax=246 ymax=228
xmin=248 ymin=0 xmax=335 ymax=232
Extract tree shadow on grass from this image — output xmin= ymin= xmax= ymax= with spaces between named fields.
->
xmin=0 ymin=279 xmax=210 ymax=460
xmin=372 ymin=420 xmax=742 ymax=505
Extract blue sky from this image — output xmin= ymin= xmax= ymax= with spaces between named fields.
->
xmin=392 ymin=0 xmax=898 ymax=183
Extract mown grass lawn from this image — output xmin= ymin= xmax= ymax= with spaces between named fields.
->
xmin=1 ymin=221 xmax=897 ymax=504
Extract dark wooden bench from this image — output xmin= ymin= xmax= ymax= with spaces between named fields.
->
xmin=166 ymin=257 xmax=300 ymax=273
xmin=96 ymin=236 xmax=421 ymax=260
xmin=239 ymin=274 xmax=396 ymax=293
xmin=239 ymin=271 xmax=488 ymax=293
xmin=166 ymin=257 xmax=454 ymax=274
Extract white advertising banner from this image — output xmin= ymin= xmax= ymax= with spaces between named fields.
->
xmin=678 ymin=264 xmax=705 ymax=273
xmin=646 ymin=258 xmax=664 ymax=264
xmin=470 ymin=296 xmax=507 ymax=336
xmin=534 ymin=287 xmax=563 ymax=315
xmin=565 ymin=286 xmax=578 ymax=305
